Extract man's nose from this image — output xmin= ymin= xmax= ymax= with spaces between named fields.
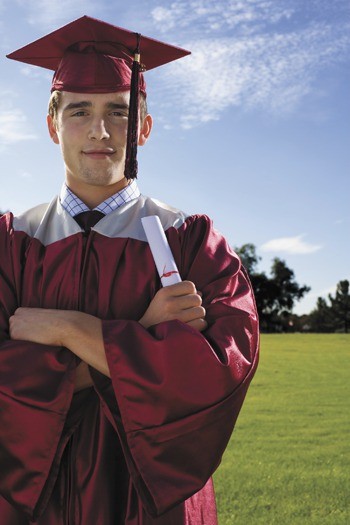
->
xmin=88 ymin=118 xmax=110 ymax=140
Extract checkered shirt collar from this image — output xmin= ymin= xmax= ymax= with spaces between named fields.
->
xmin=60 ymin=180 xmax=141 ymax=217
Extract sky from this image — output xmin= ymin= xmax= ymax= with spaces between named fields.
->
xmin=0 ymin=0 xmax=349 ymax=315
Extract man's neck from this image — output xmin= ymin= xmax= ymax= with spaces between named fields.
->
xmin=65 ymin=177 xmax=130 ymax=209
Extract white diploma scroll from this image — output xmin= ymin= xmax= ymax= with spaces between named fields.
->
xmin=141 ymin=215 xmax=182 ymax=287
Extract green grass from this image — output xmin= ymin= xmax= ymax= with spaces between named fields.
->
xmin=214 ymin=334 xmax=350 ymax=525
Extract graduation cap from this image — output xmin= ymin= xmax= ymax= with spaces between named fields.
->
xmin=7 ymin=15 xmax=191 ymax=180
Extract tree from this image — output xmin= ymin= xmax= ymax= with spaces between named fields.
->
xmin=234 ymin=244 xmax=311 ymax=332
xmin=309 ymin=297 xmax=334 ymax=333
xmin=328 ymin=280 xmax=350 ymax=333
xmin=270 ymin=258 xmax=311 ymax=313
xmin=234 ymin=243 xmax=261 ymax=274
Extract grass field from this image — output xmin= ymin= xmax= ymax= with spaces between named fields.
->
xmin=214 ymin=334 xmax=350 ymax=525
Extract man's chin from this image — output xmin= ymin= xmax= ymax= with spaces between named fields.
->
xmin=80 ymin=171 xmax=126 ymax=188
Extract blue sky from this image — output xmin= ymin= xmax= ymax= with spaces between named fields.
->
xmin=0 ymin=0 xmax=349 ymax=315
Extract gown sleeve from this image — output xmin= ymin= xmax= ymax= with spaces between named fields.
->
xmin=0 ymin=214 xmax=77 ymax=521
xmin=90 ymin=214 xmax=259 ymax=517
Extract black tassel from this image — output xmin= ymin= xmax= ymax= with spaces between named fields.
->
xmin=124 ymin=33 xmax=141 ymax=180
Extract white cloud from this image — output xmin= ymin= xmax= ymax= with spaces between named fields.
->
xmin=21 ymin=65 xmax=44 ymax=77
xmin=0 ymin=108 xmax=37 ymax=145
xmin=15 ymin=0 xmax=97 ymax=29
xmin=19 ymin=65 xmax=52 ymax=82
xmin=20 ymin=171 xmax=33 ymax=179
xmin=260 ymin=235 xmax=322 ymax=255
xmin=151 ymin=0 xmax=293 ymax=35
xmin=150 ymin=0 xmax=350 ymax=128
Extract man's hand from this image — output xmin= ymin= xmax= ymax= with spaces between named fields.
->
xmin=9 ymin=307 xmax=72 ymax=346
xmin=139 ymin=281 xmax=207 ymax=332
xmin=8 ymin=281 xmax=207 ymax=384
xmin=9 ymin=308 xmax=109 ymax=378
xmin=75 ymin=362 xmax=94 ymax=392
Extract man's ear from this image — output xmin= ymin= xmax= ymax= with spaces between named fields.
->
xmin=47 ymin=114 xmax=60 ymax=144
xmin=138 ymin=114 xmax=153 ymax=146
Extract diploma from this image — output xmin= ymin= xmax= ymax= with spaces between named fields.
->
xmin=142 ymin=215 xmax=182 ymax=286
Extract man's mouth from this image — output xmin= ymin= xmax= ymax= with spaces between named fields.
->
xmin=82 ymin=149 xmax=116 ymax=159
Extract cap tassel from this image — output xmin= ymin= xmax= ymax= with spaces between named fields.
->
xmin=124 ymin=34 xmax=141 ymax=180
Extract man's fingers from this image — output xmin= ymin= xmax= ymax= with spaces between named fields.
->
xmin=163 ymin=280 xmax=197 ymax=297
xmin=187 ymin=318 xmax=208 ymax=332
xmin=138 ymin=281 xmax=206 ymax=329
xmin=160 ymin=281 xmax=203 ymax=310
xmin=176 ymin=305 xmax=206 ymax=324
xmin=169 ymin=292 xmax=202 ymax=310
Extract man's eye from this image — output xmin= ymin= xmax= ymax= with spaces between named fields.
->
xmin=111 ymin=111 xmax=128 ymax=118
xmin=72 ymin=111 xmax=87 ymax=117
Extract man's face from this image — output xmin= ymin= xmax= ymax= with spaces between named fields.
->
xmin=48 ymin=91 xmax=142 ymax=193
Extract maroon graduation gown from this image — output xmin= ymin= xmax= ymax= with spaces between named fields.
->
xmin=0 ymin=194 xmax=259 ymax=524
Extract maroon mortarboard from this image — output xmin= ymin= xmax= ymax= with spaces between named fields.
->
xmin=7 ymin=15 xmax=191 ymax=180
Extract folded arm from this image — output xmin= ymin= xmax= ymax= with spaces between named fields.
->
xmin=9 ymin=280 xmax=207 ymax=385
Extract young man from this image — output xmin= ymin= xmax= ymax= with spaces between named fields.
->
xmin=0 ymin=16 xmax=259 ymax=524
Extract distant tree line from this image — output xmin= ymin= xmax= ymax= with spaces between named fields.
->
xmin=235 ymin=243 xmax=349 ymax=333
xmin=306 ymin=280 xmax=350 ymax=333
xmin=234 ymin=243 xmax=310 ymax=332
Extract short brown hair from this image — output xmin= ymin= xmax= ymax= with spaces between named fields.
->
xmin=48 ymin=90 xmax=61 ymax=125
xmin=48 ymin=90 xmax=148 ymax=126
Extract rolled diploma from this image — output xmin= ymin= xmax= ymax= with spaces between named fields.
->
xmin=142 ymin=215 xmax=182 ymax=286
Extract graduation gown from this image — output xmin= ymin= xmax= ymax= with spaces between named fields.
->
xmin=0 ymin=194 xmax=259 ymax=524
